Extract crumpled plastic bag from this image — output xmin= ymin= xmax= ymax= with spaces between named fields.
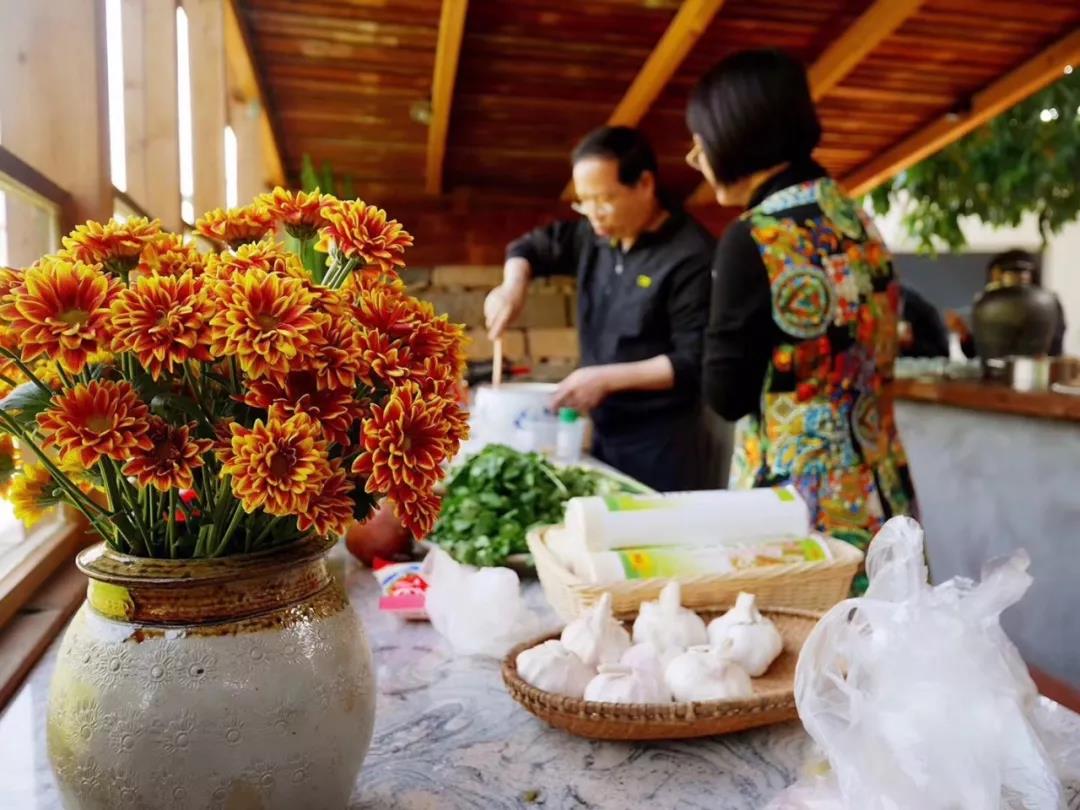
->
xmin=422 ymin=547 xmax=544 ymax=658
xmin=766 ymin=516 xmax=1076 ymax=810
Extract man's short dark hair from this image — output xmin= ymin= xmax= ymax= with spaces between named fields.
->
xmin=570 ymin=126 xmax=659 ymax=187
xmin=687 ymin=49 xmax=821 ymax=185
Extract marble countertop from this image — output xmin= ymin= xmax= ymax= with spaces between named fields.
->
xmin=3 ymin=544 xmax=1078 ymax=809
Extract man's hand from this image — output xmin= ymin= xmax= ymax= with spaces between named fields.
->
xmin=484 ymin=282 xmax=528 ymax=340
xmin=944 ymin=310 xmax=971 ymax=339
xmin=552 ymin=366 xmax=614 ymax=413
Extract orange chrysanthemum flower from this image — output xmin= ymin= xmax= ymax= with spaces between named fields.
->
xmin=352 ymin=382 xmax=451 ymax=495
xmin=0 ymin=266 xmax=24 ymax=360
xmin=110 ymin=271 xmax=214 ymax=378
xmin=316 ymin=200 xmax=413 ymax=273
xmin=350 ymin=286 xmax=426 ymax=340
xmin=121 ymin=417 xmax=213 ymax=492
xmin=37 ymin=380 xmax=152 ymax=468
xmin=195 ymin=205 xmax=276 ymax=249
xmin=219 ymin=412 xmax=331 ymax=516
xmin=244 ymin=372 xmax=361 ymax=446
xmin=8 ymin=464 xmax=58 ymax=527
xmin=309 ymin=318 xmax=365 ymax=391
xmin=356 ymin=327 xmax=411 ymax=386
xmin=341 ymin=266 xmax=406 ymax=296
xmin=136 ymin=233 xmax=205 ymax=278
xmin=0 ymin=259 xmax=120 ymax=374
xmin=60 ymin=217 xmax=162 ymax=275
xmin=386 ymin=485 xmax=442 ymax=539
xmin=296 ymin=461 xmax=355 ymax=537
xmin=256 ymin=187 xmax=331 ymax=240
xmin=209 ymin=268 xmax=327 ymax=383
xmin=204 ymin=239 xmax=301 ymax=281
xmin=407 ymin=315 xmax=468 ymax=381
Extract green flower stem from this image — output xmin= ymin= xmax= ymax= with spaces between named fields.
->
xmin=323 ymin=255 xmax=359 ymax=290
xmin=54 ymin=363 xmax=75 ymax=390
xmin=183 ymin=364 xmax=214 ymax=423
xmin=0 ymin=349 xmax=54 ymax=396
xmin=100 ymin=458 xmax=150 ymax=556
xmin=249 ymin=514 xmax=286 ymax=551
xmin=0 ymin=373 xmax=18 ymax=387
xmin=167 ymin=490 xmax=178 ymax=558
xmin=211 ymin=502 xmax=245 ymax=557
xmin=204 ymin=472 xmax=235 ymax=554
xmin=0 ymin=411 xmax=109 ymax=520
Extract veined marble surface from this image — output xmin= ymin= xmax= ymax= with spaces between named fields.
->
xmin=2 ymin=544 xmax=1078 ymax=809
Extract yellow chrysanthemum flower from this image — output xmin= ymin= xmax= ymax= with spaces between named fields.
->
xmin=0 ymin=258 xmax=120 ymax=374
xmin=208 ymin=268 xmax=327 ymax=383
xmin=219 ymin=412 xmax=331 ymax=516
xmin=195 ymin=206 xmax=275 ymax=250
xmin=315 ymin=200 xmax=413 ymax=272
xmin=59 ymin=217 xmax=162 ymax=275
xmin=110 ymin=271 xmax=214 ymax=379
xmin=256 ymin=187 xmax=332 ymax=240
xmin=9 ymin=464 xmax=58 ymax=526
xmin=37 ymin=380 xmax=153 ymax=469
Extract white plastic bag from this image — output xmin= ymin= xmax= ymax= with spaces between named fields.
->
xmin=422 ymin=548 xmax=544 ymax=658
xmin=767 ymin=516 xmax=1074 ymax=810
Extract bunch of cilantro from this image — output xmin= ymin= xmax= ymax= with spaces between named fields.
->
xmin=428 ymin=444 xmax=642 ymax=567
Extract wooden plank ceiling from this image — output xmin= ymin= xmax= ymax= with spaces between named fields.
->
xmin=236 ymin=0 xmax=1080 ymax=213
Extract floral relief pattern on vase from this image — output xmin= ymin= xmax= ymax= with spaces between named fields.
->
xmin=47 ymin=538 xmax=375 ymax=810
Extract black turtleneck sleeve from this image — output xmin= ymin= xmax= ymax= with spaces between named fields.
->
xmin=702 ymin=220 xmax=777 ymax=421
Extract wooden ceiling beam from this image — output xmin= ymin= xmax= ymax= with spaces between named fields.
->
xmin=224 ymin=0 xmax=286 ymax=187
xmin=425 ymin=0 xmax=469 ymax=195
xmin=687 ymin=0 xmax=924 ymax=206
xmin=562 ymin=0 xmax=726 ymax=199
xmin=808 ymin=0 xmax=925 ymax=101
xmin=844 ymin=25 xmax=1080 ymax=196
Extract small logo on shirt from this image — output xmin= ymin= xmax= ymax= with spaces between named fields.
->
xmin=636 ymin=274 xmax=652 ymax=289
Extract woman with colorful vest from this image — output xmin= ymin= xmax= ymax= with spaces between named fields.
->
xmin=685 ymin=49 xmax=917 ymax=589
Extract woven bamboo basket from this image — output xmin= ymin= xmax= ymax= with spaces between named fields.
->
xmin=527 ymin=526 xmax=862 ymax=622
xmin=502 ymin=607 xmax=819 ymax=740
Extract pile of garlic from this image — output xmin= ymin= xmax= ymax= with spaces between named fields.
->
xmin=515 ymin=586 xmax=784 ymax=704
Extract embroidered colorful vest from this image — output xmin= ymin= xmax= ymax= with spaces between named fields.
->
xmin=729 ymin=178 xmax=916 ymax=562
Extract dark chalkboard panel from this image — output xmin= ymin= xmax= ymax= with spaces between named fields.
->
xmin=891 ymin=252 xmax=1043 ymax=319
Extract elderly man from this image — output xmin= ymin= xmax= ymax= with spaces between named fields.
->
xmin=484 ymin=126 xmax=717 ymax=491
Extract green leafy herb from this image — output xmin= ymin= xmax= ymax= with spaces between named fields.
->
xmin=428 ymin=444 xmax=647 ymax=567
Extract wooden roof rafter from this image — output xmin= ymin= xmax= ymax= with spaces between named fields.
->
xmin=844 ymin=25 xmax=1080 ymax=196
xmin=225 ymin=0 xmax=286 ymax=187
xmin=687 ymin=0 xmax=925 ymax=206
xmin=426 ymin=0 xmax=469 ymax=195
xmin=561 ymin=0 xmax=727 ymax=200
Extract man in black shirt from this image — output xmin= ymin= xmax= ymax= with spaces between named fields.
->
xmin=484 ymin=126 xmax=716 ymax=491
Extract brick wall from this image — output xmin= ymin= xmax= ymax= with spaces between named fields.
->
xmin=406 ymin=266 xmax=579 ymax=382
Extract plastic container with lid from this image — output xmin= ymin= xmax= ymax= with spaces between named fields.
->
xmin=555 ymin=408 xmax=585 ymax=463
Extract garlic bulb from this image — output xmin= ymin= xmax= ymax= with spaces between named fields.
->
xmin=620 ymin=643 xmax=672 ymax=702
xmin=631 ymin=581 xmax=708 ymax=656
xmin=515 ymin=640 xmax=594 ymax=698
xmin=560 ymin=592 xmax=631 ymax=668
xmin=584 ymin=663 xmax=669 ymax=704
xmin=707 ymin=592 xmax=784 ymax=677
xmin=665 ymin=644 xmax=753 ymax=702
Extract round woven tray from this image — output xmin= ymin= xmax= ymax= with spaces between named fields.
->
xmin=502 ymin=607 xmax=819 ymax=740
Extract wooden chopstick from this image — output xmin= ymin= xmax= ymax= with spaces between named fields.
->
xmin=492 ymin=337 xmax=503 ymax=387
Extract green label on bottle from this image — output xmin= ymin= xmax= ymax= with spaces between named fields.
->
xmin=602 ymin=495 xmax=673 ymax=512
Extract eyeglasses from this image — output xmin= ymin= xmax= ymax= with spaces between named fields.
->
xmin=570 ymin=198 xmax=616 ymax=217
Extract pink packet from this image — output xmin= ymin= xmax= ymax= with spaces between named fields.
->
xmin=372 ymin=558 xmax=429 ymax=621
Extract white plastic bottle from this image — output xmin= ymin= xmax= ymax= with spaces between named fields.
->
xmin=555 ymin=408 xmax=584 ymax=464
